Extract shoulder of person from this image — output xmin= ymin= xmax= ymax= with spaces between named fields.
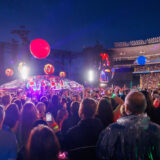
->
xmin=148 ymin=121 xmax=160 ymax=133
xmin=103 ymin=122 xmax=124 ymax=134
xmin=66 ymin=122 xmax=80 ymax=135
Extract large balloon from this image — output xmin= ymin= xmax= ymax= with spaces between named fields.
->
xmin=5 ymin=68 xmax=14 ymax=77
xmin=44 ymin=64 xmax=54 ymax=75
xmin=30 ymin=39 xmax=50 ymax=59
xmin=137 ymin=56 xmax=146 ymax=65
xmin=59 ymin=71 xmax=66 ymax=78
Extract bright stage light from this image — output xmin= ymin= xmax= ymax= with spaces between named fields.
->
xmin=88 ymin=70 xmax=94 ymax=82
xmin=21 ymin=66 xmax=29 ymax=79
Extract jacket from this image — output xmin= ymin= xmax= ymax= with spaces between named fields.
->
xmin=97 ymin=114 xmax=160 ymax=160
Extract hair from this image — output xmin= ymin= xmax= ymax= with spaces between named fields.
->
xmin=103 ymin=96 xmax=117 ymax=110
xmin=3 ymin=103 xmax=20 ymax=129
xmin=51 ymin=95 xmax=60 ymax=118
xmin=14 ymin=99 xmax=22 ymax=111
xmin=11 ymin=97 xmax=17 ymax=103
xmin=125 ymin=91 xmax=147 ymax=114
xmin=79 ymin=98 xmax=97 ymax=119
xmin=111 ymin=98 xmax=117 ymax=110
xmin=61 ymin=98 xmax=66 ymax=105
xmin=141 ymin=90 xmax=155 ymax=121
xmin=40 ymin=96 xmax=48 ymax=103
xmin=73 ymin=95 xmax=79 ymax=101
xmin=27 ymin=125 xmax=60 ymax=160
xmin=20 ymin=102 xmax=37 ymax=145
xmin=36 ymin=102 xmax=46 ymax=118
xmin=2 ymin=94 xmax=10 ymax=107
xmin=56 ymin=108 xmax=68 ymax=128
xmin=141 ymin=90 xmax=154 ymax=112
xmin=70 ymin=101 xmax=80 ymax=116
xmin=33 ymin=120 xmax=48 ymax=128
xmin=0 ymin=106 xmax=5 ymax=125
xmin=97 ymin=98 xmax=114 ymax=127
xmin=40 ymin=96 xmax=48 ymax=111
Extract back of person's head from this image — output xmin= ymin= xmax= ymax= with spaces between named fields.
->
xmin=27 ymin=125 xmax=60 ymax=160
xmin=22 ymin=102 xmax=37 ymax=121
xmin=2 ymin=94 xmax=10 ymax=107
xmin=111 ymin=98 xmax=117 ymax=110
xmin=125 ymin=91 xmax=147 ymax=114
xmin=56 ymin=108 xmax=68 ymax=126
xmin=97 ymin=98 xmax=113 ymax=126
xmin=3 ymin=103 xmax=19 ymax=129
xmin=61 ymin=98 xmax=66 ymax=105
xmin=79 ymin=98 xmax=97 ymax=119
xmin=21 ymin=102 xmax=37 ymax=145
xmin=11 ymin=97 xmax=17 ymax=103
xmin=103 ymin=96 xmax=117 ymax=110
xmin=70 ymin=101 xmax=80 ymax=116
xmin=32 ymin=120 xmax=48 ymax=128
xmin=0 ymin=106 xmax=5 ymax=127
xmin=36 ymin=102 xmax=46 ymax=118
xmin=14 ymin=99 xmax=22 ymax=111
xmin=40 ymin=96 xmax=48 ymax=103
xmin=72 ymin=95 xmax=78 ymax=101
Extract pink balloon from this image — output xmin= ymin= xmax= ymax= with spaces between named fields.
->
xmin=30 ymin=39 xmax=50 ymax=59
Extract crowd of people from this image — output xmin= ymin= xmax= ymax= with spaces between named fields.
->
xmin=140 ymin=73 xmax=160 ymax=89
xmin=134 ymin=64 xmax=160 ymax=72
xmin=0 ymin=85 xmax=160 ymax=160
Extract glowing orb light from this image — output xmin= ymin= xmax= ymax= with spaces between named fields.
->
xmin=137 ymin=56 xmax=146 ymax=65
xmin=21 ymin=66 xmax=30 ymax=79
xmin=88 ymin=70 xmax=94 ymax=82
xmin=44 ymin=64 xmax=54 ymax=75
xmin=30 ymin=39 xmax=50 ymax=59
xmin=105 ymin=69 xmax=111 ymax=72
xmin=59 ymin=71 xmax=66 ymax=78
xmin=5 ymin=68 xmax=14 ymax=77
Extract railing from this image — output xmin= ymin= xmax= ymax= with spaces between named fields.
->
xmin=114 ymin=36 xmax=160 ymax=48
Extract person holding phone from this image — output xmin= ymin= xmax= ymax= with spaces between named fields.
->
xmin=44 ymin=112 xmax=59 ymax=132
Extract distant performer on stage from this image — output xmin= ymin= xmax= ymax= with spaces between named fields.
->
xmin=99 ymin=53 xmax=112 ymax=83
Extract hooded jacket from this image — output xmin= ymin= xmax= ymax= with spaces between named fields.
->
xmin=97 ymin=114 xmax=160 ymax=160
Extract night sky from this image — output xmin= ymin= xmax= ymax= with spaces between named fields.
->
xmin=0 ymin=0 xmax=160 ymax=51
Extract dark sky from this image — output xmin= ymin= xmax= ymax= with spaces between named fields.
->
xmin=0 ymin=0 xmax=160 ymax=51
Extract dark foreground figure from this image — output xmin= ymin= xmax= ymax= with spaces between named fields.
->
xmin=97 ymin=91 xmax=160 ymax=160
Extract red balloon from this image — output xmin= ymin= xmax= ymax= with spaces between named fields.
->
xmin=30 ymin=39 xmax=50 ymax=59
